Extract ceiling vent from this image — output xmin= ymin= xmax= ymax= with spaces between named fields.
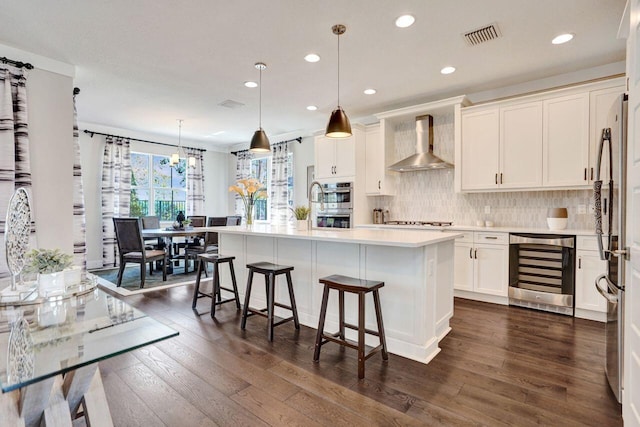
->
xmin=462 ymin=23 xmax=501 ymax=46
xmin=218 ymin=99 xmax=245 ymax=109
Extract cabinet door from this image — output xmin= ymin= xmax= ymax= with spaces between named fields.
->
xmin=314 ymin=136 xmax=336 ymax=179
xmin=474 ymin=243 xmax=509 ymax=296
xmin=334 ymin=134 xmax=356 ymax=178
xmin=461 ymin=108 xmax=500 ymax=190
xmin=589 ymin=86 xmax=624 ymax=184
xmin=454 ymin=242 xmax=474 ymax=291
xmin=500 ymin=101 xmax=543 ymax=188
xmin=542 ymin=93 xmax=589 ymax=187
xmin=365 ymin=126 xmax=383 ymax=194
xmin=575 ymin=251 xmax=607 ymax=313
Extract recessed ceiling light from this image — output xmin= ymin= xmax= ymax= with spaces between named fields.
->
xmin=440 ymin=66 xmax=456 ymax=75
xmin=395 ymin=14 xmax=415 ymax=28
xmin=552 ymin=33 xmax=574 ymax=44
xmin=306 ymin=105 xmax=318 ymax=111
xmin=364 ymin=88 xmax=377 ymax=95
xmin=244 ymin=81 xmax=258 ymax=88
xmin=304 ymin=53 xmax=320 ymax=63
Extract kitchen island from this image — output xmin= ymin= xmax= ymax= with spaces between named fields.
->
xmin=215 ymin=225 xmax=461 ymax=364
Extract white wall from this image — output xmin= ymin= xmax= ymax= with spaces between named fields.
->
xmin=78 ymin=124 xmax=231 ymax=268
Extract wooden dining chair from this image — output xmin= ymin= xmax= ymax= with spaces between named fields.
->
xmin=113 ymin=217 xmax=167 ymax=288
xmin=226 ymin=215 xmax=242 ymax=226
xmin=141 ymin=215 xmax=165 ymax=250
xmin=184 ymin=217 xmax=227 ymax=274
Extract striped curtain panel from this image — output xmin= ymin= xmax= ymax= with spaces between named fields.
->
xmin=270 ymin=142 xmax=290 ymax=225
xmin=234 ymin=150 xmax=253 ymax=215
xmin=101 ymin=136 xmax=131 ymax=267
xmin=185 ymin=148 xmax=205 ymax=215
xmin=0 ymin=65 xmax=34 ymax=280
xmin=72 ymin=90 xmax=87 ymax=271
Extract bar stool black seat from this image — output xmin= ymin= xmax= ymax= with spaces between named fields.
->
xmin=241 ymin=262 xmax=300 ymax=341
xmin=313 ymin=274 xmax=389 ymax=379
xmin=192 ymin=253 xmax=241 ymax=318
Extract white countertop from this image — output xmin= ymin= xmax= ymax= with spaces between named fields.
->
xmin=357 ymin=223 xmax=596 ymax=236
xmin=214 ymin=224 xmax=462 ymax=247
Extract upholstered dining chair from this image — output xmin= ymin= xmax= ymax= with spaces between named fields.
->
xmin=141 ymin=215 xmax=165 ymax=250
xmin=226 ymin=215 xmax=242 ymax=226
xmin=184 ymin=217 xmax=227 ymax=274
xmin=113 ymin=217 xmax=167 ymax=288
xmin=174 ymin=215 xmax=208 ymax=257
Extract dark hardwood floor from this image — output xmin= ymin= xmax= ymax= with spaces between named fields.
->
xmin=97 ymin=284 xmax=623 ymax=426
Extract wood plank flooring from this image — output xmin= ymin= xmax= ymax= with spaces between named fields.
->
xmin=97 ymin=284 xmax=623 ymax=426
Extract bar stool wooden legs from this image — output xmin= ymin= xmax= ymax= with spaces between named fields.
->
xmin=192 ymin=253 xmax=241 ymax=318
xmin=241 ymin=262 xmax=300 ymax=341
xmin=313 ymin=274 xmax=389 ymax=379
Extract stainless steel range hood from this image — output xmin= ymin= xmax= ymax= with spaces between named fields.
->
xmin=388 ymin=114 xmax=453 ymax=172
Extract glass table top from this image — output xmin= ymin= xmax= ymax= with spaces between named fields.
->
xmin=0 ymin=287 xmax=178 ymax=392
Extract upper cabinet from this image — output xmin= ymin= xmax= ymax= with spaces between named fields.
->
xmin=365 ymin=123 xmax=396 ymax=196
xmin=542 ymin=93 xmax=589 ymax=187
xmin=457 ymin=78 xmax=625 ymax=193
xmin=314 ymin=130 xmax=360 ymax=180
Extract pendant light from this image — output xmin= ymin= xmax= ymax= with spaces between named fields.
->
xmin=325 ymin=24 xmax=352 ymax=138
xmin=250 ymin=62 xmax=271 ymax=152
xmin=170 ymin=119 xmax=196 ymax=167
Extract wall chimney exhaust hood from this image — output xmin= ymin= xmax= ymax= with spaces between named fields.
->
xmin=388 ymin=114 xmax=453 ymax=172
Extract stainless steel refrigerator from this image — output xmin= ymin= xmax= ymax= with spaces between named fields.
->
xmin=594 ymin=93 xmax=628 ymax=403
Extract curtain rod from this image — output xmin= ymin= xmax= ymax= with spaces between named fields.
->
xmin=83 ymin=129 xmax=206 ymax=152
xmin=231 ymin=136 xmax=302 ymax=156
xmin=0 ymin=56 xmax=34 ymax=70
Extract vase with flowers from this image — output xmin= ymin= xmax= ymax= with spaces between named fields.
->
xmin=229 ymin=178 xmax=267 ymax=226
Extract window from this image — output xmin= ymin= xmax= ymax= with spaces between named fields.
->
xmin=248 ymin=153 xmax=294 ymax=222
xmin=130 ymin=152 xmax=187 ymax=221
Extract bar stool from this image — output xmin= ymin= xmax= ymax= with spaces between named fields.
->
xmin=192 ymin=253 xmax=240 ymax=318
xmin=241 ymin=262 xmax=300 ymax=341
xmin=313 ymin=274 xmax=389 ymax=379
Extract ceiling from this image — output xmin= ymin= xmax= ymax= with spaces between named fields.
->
xmin=0 ymin=0 xmax=627 ymax=149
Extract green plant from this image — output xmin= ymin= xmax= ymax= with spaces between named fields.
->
xmin=24 ymin=249 xmax=73 ymax=274
xmin=291 ymin=205 xmax=311 ymax=220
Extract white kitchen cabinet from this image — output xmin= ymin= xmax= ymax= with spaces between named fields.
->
xmin=454 ymin=232 xmax=509 ymax=302
xmin=588 ymin=85 xmax=625 ymax=184
xmin=574 ymin=236 xmax=607 ymax=321
xmin=542 ymin=93 xmax=590 ymax=187
xmin=460 ymin=108 xmax=499 ymax=190
xmin=314 ymin=130 xmax=360 ymax=180
xmin=365 ymin=122 xmax=395 ymax=195
xmin=499 ymin=101 xmax=543 ymax=188
xmin=458 ymin=78 xmax=625 ymax=193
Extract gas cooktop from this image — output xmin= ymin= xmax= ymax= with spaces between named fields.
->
xmin=384 ymin=220 xmax=453 ymax=227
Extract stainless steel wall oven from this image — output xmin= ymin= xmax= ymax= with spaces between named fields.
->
xmin=508 ymin=233 xmax=576 ymax=315
xmin=316 ymin=182 xmax=353 ymax=229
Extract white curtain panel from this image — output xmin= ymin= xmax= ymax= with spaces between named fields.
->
xmin=0 ymin=65 xmax=34 ymax=280
xmin=270 ymin=142 xmax=290 ymax=225
xmin=101 ymin=136 xmax=131 ymax=267
xmin=186 ymin=148 xmax=205 ymax=216
xmin=72 ymin=90 xmax=87 ymax=272
xmin=234 ymin=150 xmax=253 ymax=215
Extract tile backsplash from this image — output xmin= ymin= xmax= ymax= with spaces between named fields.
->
xmin=372 ymin=113 xmax=595 ymax=230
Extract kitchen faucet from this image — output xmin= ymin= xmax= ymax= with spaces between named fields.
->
xmin=307 ymin=180 xmax=325 ymax=230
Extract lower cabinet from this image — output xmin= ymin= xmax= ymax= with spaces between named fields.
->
xmin=574 ymin=236 xmax=607 ymax=321
xmin=454 ymin=232 xmax=509 ymax=304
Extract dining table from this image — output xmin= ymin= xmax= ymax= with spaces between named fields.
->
xmin=0 ymin=280 xmax=178 ymax=426
xmin=141 ymin=227 xmax=207 ymax=274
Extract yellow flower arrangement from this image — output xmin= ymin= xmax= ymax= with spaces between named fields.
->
xmin=229 ymin=178 xmax=267 ymax=224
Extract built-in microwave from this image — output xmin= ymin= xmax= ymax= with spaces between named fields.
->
xmin=320 ymin=182 xmax=352 ymax=210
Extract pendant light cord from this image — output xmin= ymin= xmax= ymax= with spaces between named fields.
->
xmin=337 ymin=31 xmax=340 ymax=107
xmin=259 ymin=66 xmax=263 ymax=129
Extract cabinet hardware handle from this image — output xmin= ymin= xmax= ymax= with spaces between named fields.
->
xmin=484 ymin=236 xmax=498 ymax=239
xmin=578 ymin=258 xmax=582 ymax=269
xmin=590 ymin=167 xmax=594 ymax=181
xmin=495 ymin=173 xmax=498 ymax=185
xmin=474 ymin=249 xmax=478 ymax=259
xmin=500 ymin=173 xmax=503 ymax=184
xmin=378 ymin=180 xmax=381 ymax=190
xmin=584 ymin=168 xmax=587 ymax=180
xmin=469 ymin=248 xmax=473 ymax=259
